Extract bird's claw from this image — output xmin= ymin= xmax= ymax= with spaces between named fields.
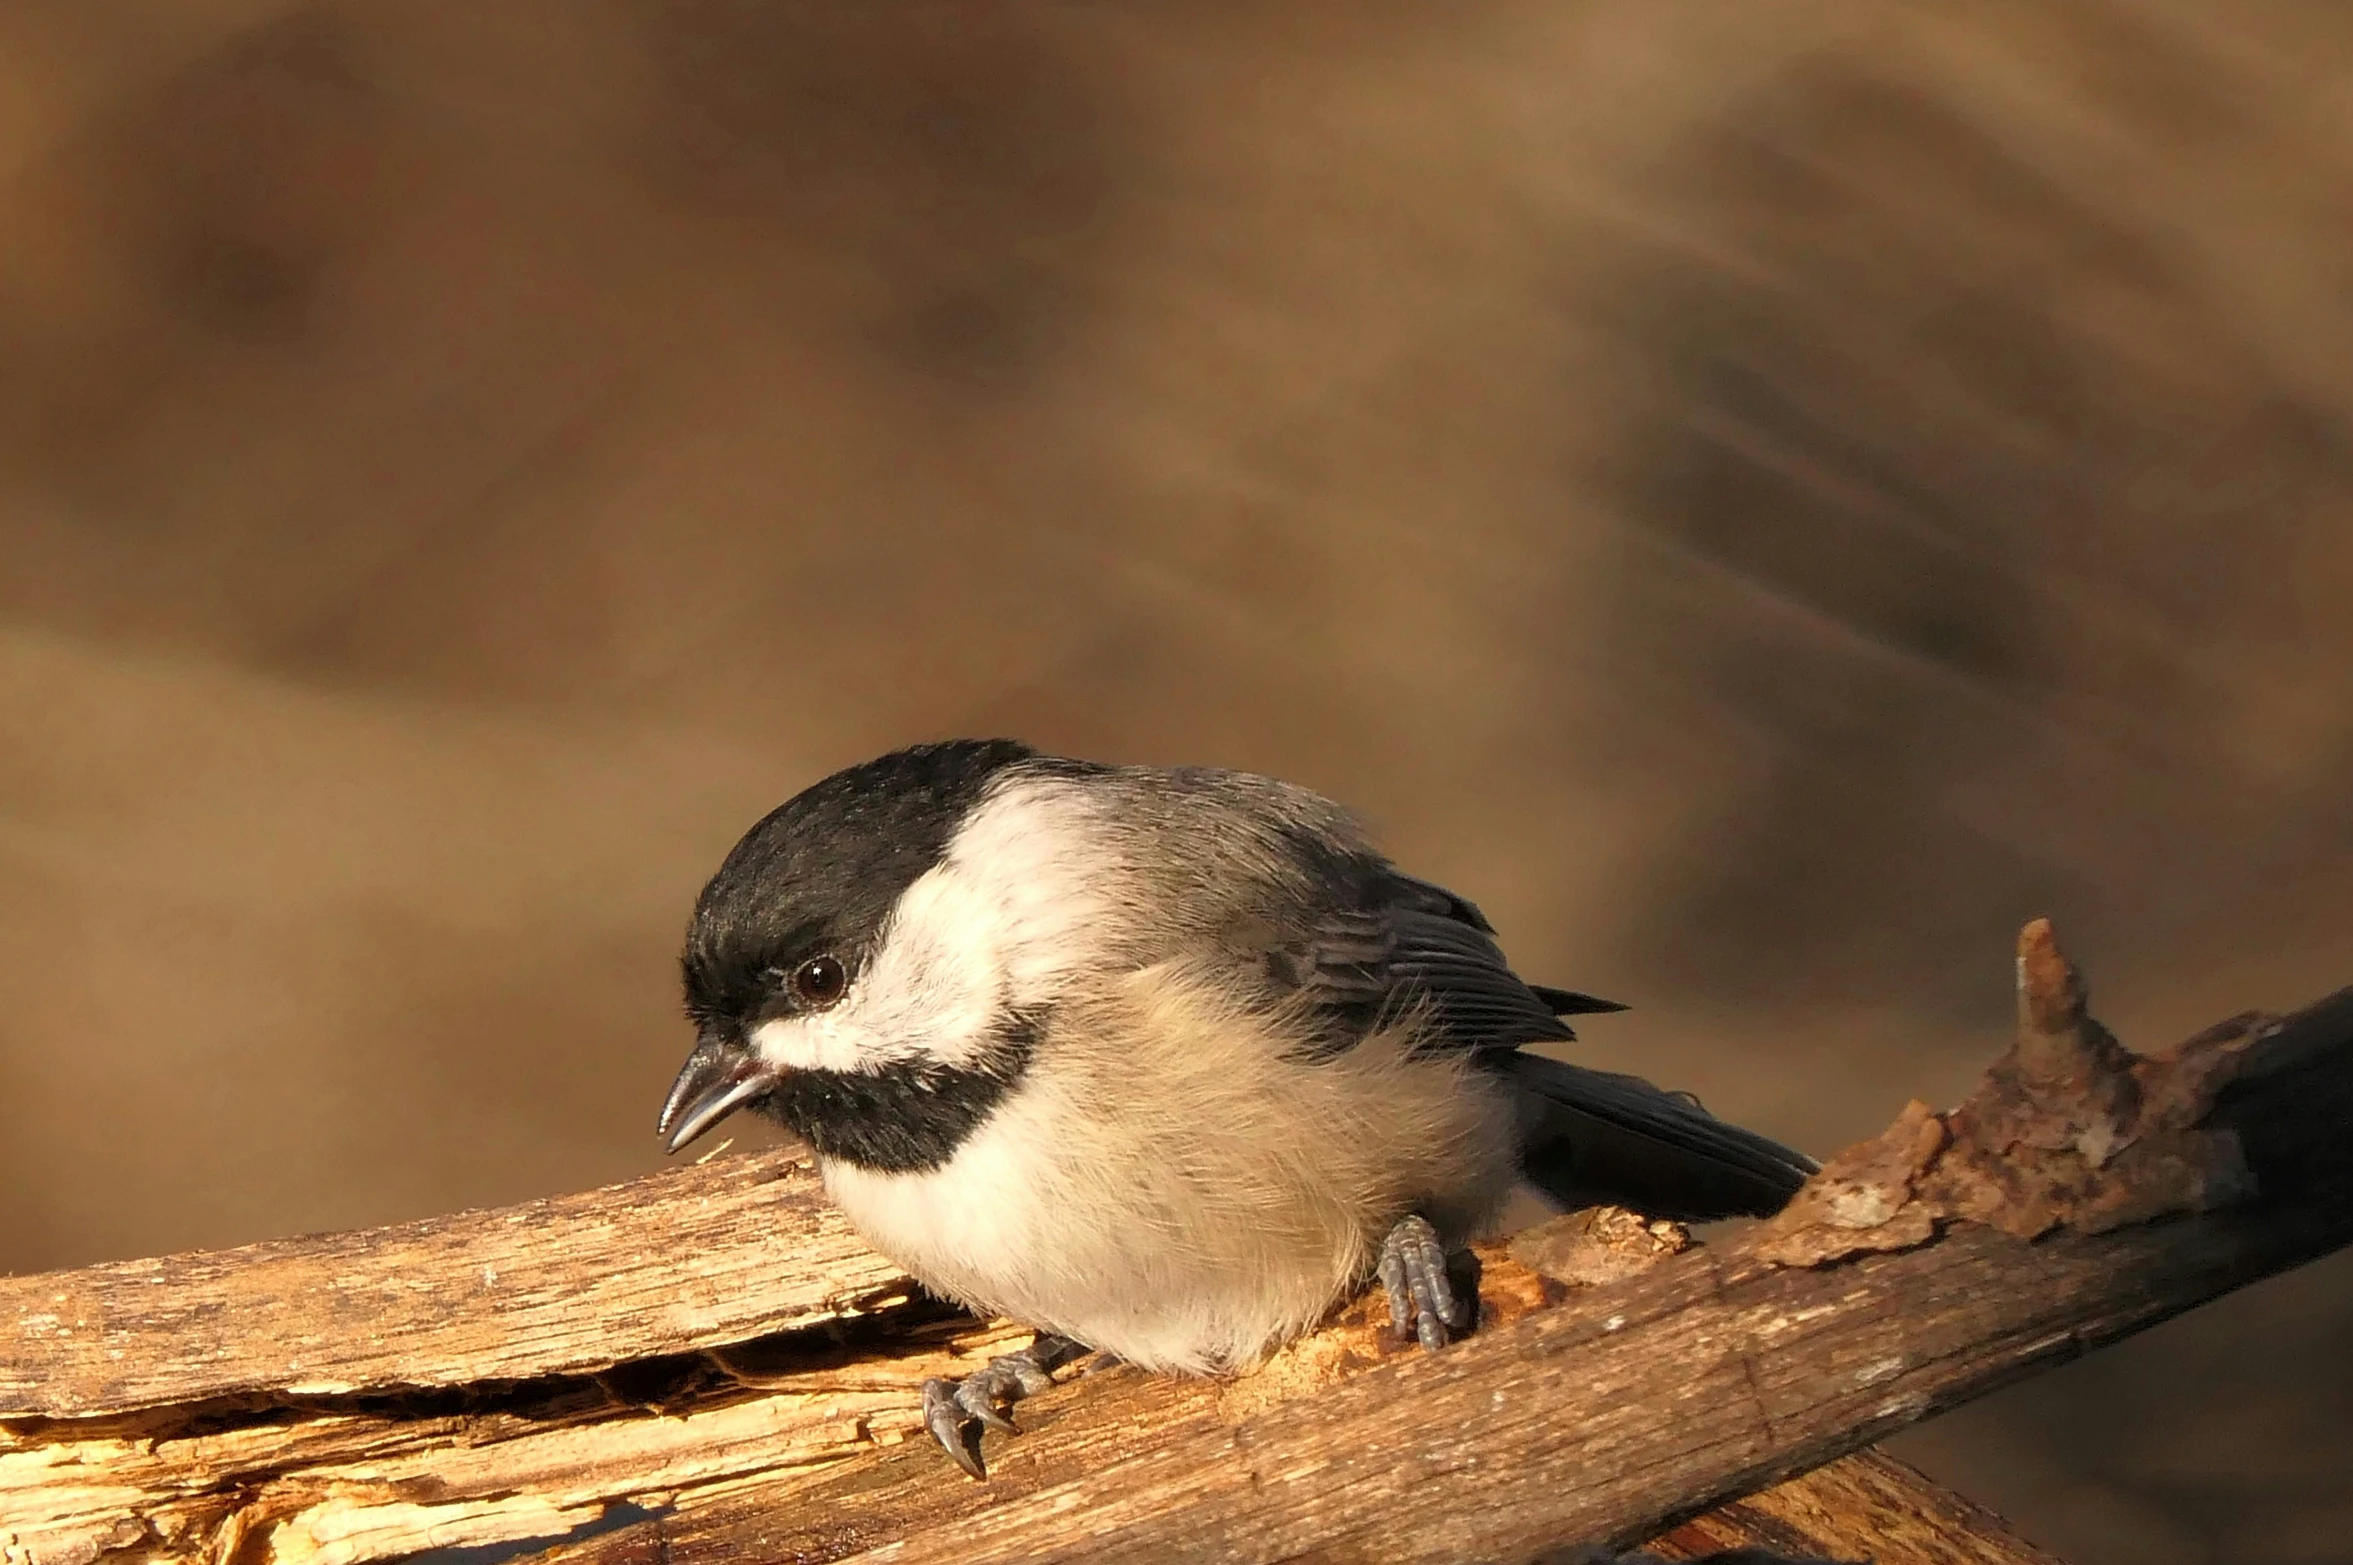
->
xmin=1378 ymin=1213 xmax=1471 ymax=1352
xmin=921 ymin=1334 xmax=1084 ymax=1479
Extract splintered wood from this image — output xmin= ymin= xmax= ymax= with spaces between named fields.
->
xmin=0 ymin=1214 xmax=1618 ymax=1564
xmin=5 ymin=922 xmax=2350 ymax=1565
xmin=1644 ymin=1446 xmax=2065 ymax=1564
xmin=0 ymin=1155 xmax=904 ymax=1418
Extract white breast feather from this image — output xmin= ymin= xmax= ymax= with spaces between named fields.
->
xmin=822 ymin=963 xmax=1520 ymax=1374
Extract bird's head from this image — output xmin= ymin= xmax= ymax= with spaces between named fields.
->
xmin=657 ymin=739 xmax=1096 ymax=1170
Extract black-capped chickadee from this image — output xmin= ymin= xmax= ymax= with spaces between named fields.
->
xmin=659 ymin=740 xmax=1814 ymax=1477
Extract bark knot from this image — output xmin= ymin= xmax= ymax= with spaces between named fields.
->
xmin=1757 ymin=920 xmax=2264 ymax=1267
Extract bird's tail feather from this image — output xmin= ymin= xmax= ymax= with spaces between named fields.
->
xmin=1497 ymin=1051 xmax=1816 ymax=1222
xmin=1527 ymin=984 xmax=1630 ymax=1017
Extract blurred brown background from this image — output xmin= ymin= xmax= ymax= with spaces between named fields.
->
xmin=2 ymin=2 xmax=2349 ymax=1559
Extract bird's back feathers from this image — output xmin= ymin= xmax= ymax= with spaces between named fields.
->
xmin=991 ymin=755 xmax=1817 ymax=1225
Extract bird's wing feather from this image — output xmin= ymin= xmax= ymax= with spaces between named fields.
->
xmin=1528 ymin=983 xmax=1631 ymax=1016
xmin=1499 ymin=1052 xmax=1819 ymax=1220
xmin=1248 ymin=854 xmax=1816 ymax=1222
xmin=1270 ymin=871 xmax=1586 ymax=1055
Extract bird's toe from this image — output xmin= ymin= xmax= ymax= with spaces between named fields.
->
xmin=1378 ymin=1213 xmax=1470 ymax=1352
xmin=921 ymin=1376 xmax=988 ymax=1480
xmin=954 ymin=1374 xmax=1023 ymax=1435
xmin=920 ymin=1333 xmax=1087 ymax=1480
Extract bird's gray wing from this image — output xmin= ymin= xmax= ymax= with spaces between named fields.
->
xmin=1265 ymin=868 xmax=1815 ymax=1221
xmin=1269 ymin=871 xmax=1621 ymax=1057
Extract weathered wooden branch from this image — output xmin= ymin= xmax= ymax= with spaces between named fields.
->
xmin=1640 ymin=1447 xmax=2063 ymax=1564
xmin=1 ymin=1150 xmax=905 ymax=1418
xmin=6 ymin=921 xmax=2348 ymax=1565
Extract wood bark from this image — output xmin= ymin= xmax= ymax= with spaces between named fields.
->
xmin=1643 ymin=1448 xmax=2064 ymax=1564
xmin=4 ymin=923 xmax=2345 ymax=1565
xmin=1 ymin=1150 xmax=903 ymax=1418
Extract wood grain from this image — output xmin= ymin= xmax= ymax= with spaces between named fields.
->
xmin=566 ymin=1196 xmax=2339 ymax=1565
xmin=523 ymin=981 xmax=2353 ymax=1565
xmin=1647 ymin=1449 xmax=2065 ymax=1564
xmin=5 ymin=941 xmax=2345 ymax=1565
xmin=0 ymin=1152 xmax=904 ymax=1418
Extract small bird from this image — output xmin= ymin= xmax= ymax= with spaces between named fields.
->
xmin=658 ymin=740 xmax=1814 ymax=1477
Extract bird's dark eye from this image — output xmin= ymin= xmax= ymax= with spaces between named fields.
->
xmin=791 ymin=954 xmax=848 ymax=1009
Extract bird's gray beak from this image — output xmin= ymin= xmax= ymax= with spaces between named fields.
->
xmin=657 ymin=1033 xmax=780 ymax=1155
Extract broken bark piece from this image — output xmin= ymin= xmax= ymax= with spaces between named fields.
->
xmin=1511 ymin=1205 xmax=1692 ymax=1287
xmin=1752 ymin=1102 xmax=1948 ymax=1267
xmin=1758 ymin=919 xmax=2262 ymax=1265
xmin=1219 ymin=1207 xmax=1682 ymax=1421
xmin=1215 ymin=1237 xmax=1559 ymax=1421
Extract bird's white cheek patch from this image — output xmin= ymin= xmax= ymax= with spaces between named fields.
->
xmin=746 ymin=774 xmax=1107 ymax=1080
xmin=744 ymin=929 xmax=998 ymax=1075
xmin=850 ymin=872 xmax=1009 ymax=1069
xmin=747 ymin=1015 xmax=870 ymax=1075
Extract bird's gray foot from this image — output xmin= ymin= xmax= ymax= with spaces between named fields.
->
xmin=1378 ymin=1214 xmax=1472 ymax=1352
xmin=921 ymin=1333 xmax=1087 ymax=1479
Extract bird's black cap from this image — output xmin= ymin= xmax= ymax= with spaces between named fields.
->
xmin=681 ymin=738 xmax=1043 ymax=1037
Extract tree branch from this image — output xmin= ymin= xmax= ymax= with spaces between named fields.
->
xmin=1641 ymin=1447 xmax=2064 ymax=1565
xmin=5 ymin=923 xmax=2345 ymax=1565
xmin=1 ymin=1146 xmax=903 ymax=1420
